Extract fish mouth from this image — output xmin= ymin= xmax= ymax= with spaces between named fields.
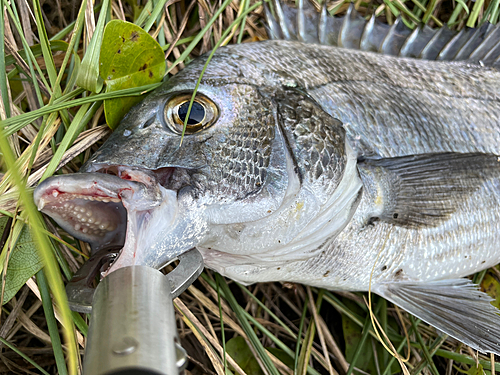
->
xmin=33 ymin=166 xmax=178 ymax=276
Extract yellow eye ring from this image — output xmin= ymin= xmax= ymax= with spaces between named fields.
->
xmin=164 ymin=93 xmax=218 ymax=134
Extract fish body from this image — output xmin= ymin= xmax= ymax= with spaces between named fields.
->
xmin=34 ymin=3 xmax=500 ymax=354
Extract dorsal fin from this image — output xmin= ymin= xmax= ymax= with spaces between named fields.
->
xmin=454 ymin=22 xmax=493 ymax=60
xmin=339 ymin=4 xmax=366 ymax=48
xmin=379 ymin=17 xmax=412 ymax=55
xmin=437 ymin=27 xmax=474 ymax=60
xmin=360 ymin=15 xmax=391 ymax=52
xmin=419 ymin=25 xmax=455 ymax=59
xmin=469 ymin=23 xmax=500 ymax=61
xmin=264 ymin=0 xmax=500 ymax=67
xmin=399 ymin=24 xmax=436 ymax=58
xmin=297 ymin=0 xmax=320 ymax=43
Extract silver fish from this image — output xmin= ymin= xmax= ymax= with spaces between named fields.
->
xmin=34 ymin=1 xmax=500 ymax=355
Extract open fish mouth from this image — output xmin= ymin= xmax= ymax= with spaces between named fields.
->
xmin=33 ymin=166 xmax=178 ymax=275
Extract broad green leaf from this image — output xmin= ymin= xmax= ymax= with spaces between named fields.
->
xmin=481 ymin=271 xmax=500 ymax=309
xmin=226 ymin=336 xmax=264 ymax=375
xmin=266 ymin=348 xmax=294 ymax=370
xmin=342 ymin=299 xmax=375 ymax=372
xmin=0 ymin=217 xmax=43 ymax=305
xmin=100 ymin=20 xmax=166 ymax=129
xmin=342 ymin=299 xmax=400 ymax=374
xmin=454 ymin=363 xmax=485 ymax=375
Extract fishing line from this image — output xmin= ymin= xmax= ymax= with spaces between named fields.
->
xmin=367 ymin=225 xmax=411 ymax=374
xmin=179 ymin=1 xmax=265 ymax=146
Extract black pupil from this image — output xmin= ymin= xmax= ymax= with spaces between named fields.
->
xmin=178 ymin=101 xmax=205 ymax=125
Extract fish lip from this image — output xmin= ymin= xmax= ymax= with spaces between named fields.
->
xmin=81 ymin=163 xmax=177 ymax=191
xmin=34 ymin=173 xmax=131 ymax=210
xmin=34 ymin=168 xmax=174 ymax=275
xmin=34 ymin=173 xmax=144 ymax=252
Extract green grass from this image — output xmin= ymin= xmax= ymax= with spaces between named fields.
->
xmin=1 ymin=0 xmax=500 ymax=373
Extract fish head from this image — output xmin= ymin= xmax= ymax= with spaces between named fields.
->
xmin=33 ymin=50 xmax=354 ymax=278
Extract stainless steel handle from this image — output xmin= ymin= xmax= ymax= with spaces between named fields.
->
xmin=82 ymin=248 xmax=204 ymax=375
xmin=83 ymin=265 xmax=187 ymax=375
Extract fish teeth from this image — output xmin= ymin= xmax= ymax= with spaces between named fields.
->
xmin=50 ymin=193 xmax=121 ymax=203
xmin=37 ymin=198 xmax=47 ymax=210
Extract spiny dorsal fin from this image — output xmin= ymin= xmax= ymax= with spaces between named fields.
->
xmin=419 ymin=25 xmax=455 ymax=59
xmin=360 ymin=14 xmax=391 ymax=52
xmin=272 ymin=0 xmax=293 ymax=40
xmin=379 ymin=17 xmax=413 ymax=55
xmin=469 ymin=23 xmax=500 ymax=61
xmin=264 ymin=0 xmax=500 ymax=66
xmin=399 ymin=24 xmax=435 ymax=58
xmin=297 ymin=0 xmax=320 ymax=43
xmin=455 ymin=22 xmax=493 ymax=60
xmin=437 ymin=27 xmax=474 ymax=60
xmin=339 ymin=4 xmax=366 ymax=48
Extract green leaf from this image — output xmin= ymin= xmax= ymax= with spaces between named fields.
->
xmin=100 ymin=20 xmax=166 ymax=130
xmin=456 ymin=0 xmax=470 ymax=14
xmin=0 ymin=0 xmax=11 ymax=118
xmin=0 ymin=217 xmax=43 ymax=305
xmin=76 ymin=0 xmax=106 ymax=92
xmin=226 ymin=337 xmax=265 ymax=375
xmin=454 ymin=363 xmax=485 ymax=375
xmin=266 ymin=348 xmax=295 ymax=370
xmin=481 ymin=271 xmax=500 ymax=309
xmin=342 ymin=299 xmax=400 ymax=375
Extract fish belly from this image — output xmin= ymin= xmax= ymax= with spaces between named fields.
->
xmin=204 ymin=176 xmax=500 ymax=291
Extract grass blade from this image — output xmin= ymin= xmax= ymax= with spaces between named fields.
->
xmin=215 ymin=274 xmax=280 ymax=375
xmin=0 ymin=0 xmax=11 ymax=118
xmin=37 ymin=269 xmax=68 ymax=375
xmin=0 ymin=336 xmax=51 ymax=375
xmin=0 ymin=112 xmax=78 ymax=375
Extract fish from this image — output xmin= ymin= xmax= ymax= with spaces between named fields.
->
xmin=34 ymin=0 xmax=500 ymax=355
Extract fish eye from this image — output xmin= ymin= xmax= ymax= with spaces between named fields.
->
xmin=164 ymin=93 xmax=218 ymax=134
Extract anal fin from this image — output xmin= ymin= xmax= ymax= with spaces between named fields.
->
xmin=376 ymin=279 xmax=500 ymax=355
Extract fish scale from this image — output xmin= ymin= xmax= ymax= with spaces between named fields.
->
xmin=34 ymin=0 xmax=500 ymax=356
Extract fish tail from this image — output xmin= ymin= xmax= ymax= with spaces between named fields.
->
xmin=263 ymin=0 xmax=500 ymax=67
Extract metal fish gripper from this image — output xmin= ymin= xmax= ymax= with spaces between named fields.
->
xmin=66 ymin=248 xmax=204 ymax=375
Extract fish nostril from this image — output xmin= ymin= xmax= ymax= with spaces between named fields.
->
xmin=141 ymin=115 xmax=156 ymax=129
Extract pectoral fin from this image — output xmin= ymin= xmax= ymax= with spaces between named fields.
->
xmin=376 ymin=279 xmax=500 ymax=355
xmin=358 ymin=153 xmax=500 ymax=227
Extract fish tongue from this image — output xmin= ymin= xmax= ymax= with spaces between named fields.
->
xmin=104 ymin=185 xmax=178 ymax=275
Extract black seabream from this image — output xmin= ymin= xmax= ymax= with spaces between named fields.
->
xmin=34 ymin=0 xmax=500 ymax=354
